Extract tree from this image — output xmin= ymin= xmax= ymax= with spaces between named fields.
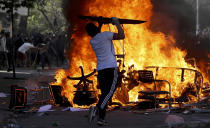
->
xmin=0 ymin=0 xmax=36 ymax=78
xmin=0 ymin=0 xmax=35 ymax=13
xmin=27 ymin=0 xmax=67 ymax=34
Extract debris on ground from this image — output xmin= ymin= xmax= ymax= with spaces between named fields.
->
xmin=0 ymin=92 xmax=7 ymax=98
xmin=62 ymin=107 xmax=88 ymax=112
xmin=38 ymin=105 xmax=54 ymax=112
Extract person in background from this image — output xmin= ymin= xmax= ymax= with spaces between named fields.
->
xmin=14 ymin=34 xmax=24 ymax=65
xmin=17 ymin=38 xmax=38 ymax=66
xmin=5 ymin=32 xmax=13 ymax=72
xmin=39 ymin=38 xmax=51 ymax=69
xmin=86 ymin=17 xmax=125 ymax=126
xmin=0 ymin=30 xmax=8 ymax=69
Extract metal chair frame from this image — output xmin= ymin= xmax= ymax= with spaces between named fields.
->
xmin=145 ymin=66 xmax=203 ymax=107
xmin=138 ymin=70 xmax=172 ymax=112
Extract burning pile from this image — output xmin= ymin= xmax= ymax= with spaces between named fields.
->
xmin=51 ymin=0 xmax=210 ymax=108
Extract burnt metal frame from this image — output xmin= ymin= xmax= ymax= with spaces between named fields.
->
xmin=29 ymin=86 xmax=52 ymax=105
xmin=138 ymin=70 xmax=172 ymax=112
xmin=49 ymin=85 xmax=70 ymax=106
xmin=14 ymin=88 xmax=27 ymax=108
xmin=9 ymin=85 xmax=27 ymax=109
xmin=67 ymin=66 xmax=96 ymax=90
xmin=145 ymin=66 xmax=204 ymax=108
xmin=66 ymin=66 xmax=97 ymax=106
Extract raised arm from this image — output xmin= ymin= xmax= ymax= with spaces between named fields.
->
xmin=112 ymin=17 xmax=125 ymax=40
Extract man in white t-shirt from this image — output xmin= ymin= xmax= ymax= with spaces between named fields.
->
xmin=17 ymin=41 xmax=36 ymax=66
xmin=86 ymin=17 xmax=125 ymax=126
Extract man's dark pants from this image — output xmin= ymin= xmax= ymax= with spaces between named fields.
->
xmin=96 ymin=67 xmax=118 ymax=120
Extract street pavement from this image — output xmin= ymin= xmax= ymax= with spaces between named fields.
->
xmin=0 ymin=67 xmax=210 ymax=128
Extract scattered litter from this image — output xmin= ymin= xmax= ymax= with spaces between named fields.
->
xmin=0 ymin=92 xmax=7 ymax=98
xmin=62 ymin=107 xmax=88 ymax=112
xmin=182 ymin=110 xmax=191 ymax=115
xmin=38 ymin=105 xmax=54 ymax=112
xmin=7 ymin=123 xmax=21 ymax=128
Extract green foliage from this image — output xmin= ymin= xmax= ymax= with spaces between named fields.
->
xmin=27 ymin=0 xmax=67 ymax=34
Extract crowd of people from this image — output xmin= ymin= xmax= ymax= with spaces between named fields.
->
xmin=0 ymin=30 xmax=68 ymax=71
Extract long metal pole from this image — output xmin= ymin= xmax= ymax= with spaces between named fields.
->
xmin=196 ymin=0 xmax=199 ymax=36
xmin=11 ymin=0 xmax=16 ymax=78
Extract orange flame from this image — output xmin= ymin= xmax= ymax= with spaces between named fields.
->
xmin=52 ymin=0 xmax=209 ymax=108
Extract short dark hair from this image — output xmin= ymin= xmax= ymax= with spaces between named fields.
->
xmin=85 ymin=23 xmax=100 ymax=37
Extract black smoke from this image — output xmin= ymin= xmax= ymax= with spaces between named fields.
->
xmin=150 ymin=0 xmax=210 ymax=68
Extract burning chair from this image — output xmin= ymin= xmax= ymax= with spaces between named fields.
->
xmin=67 ymin=66 xmax=97 ymax=106
xmin=49 ymin=85 xmax=71 ymax=106
xmin=140 ymin=66 xmax=204 ymax=109
xmin=138 ymin=70 xmax=172 ymax=111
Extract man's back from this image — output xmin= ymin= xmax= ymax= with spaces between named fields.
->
xmin=18 ymin=42 xmax=34 ymax=54
xmin=90 ymin=31 xmax=117 ymax=71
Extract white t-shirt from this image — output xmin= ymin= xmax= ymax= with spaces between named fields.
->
xmin=90 ymin=31 xmax=117 ymax=71
xmin=18 ymin=42 xmax=34 ymax=54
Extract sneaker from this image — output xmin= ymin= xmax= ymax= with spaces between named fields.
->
xmin=88 ymin=106 xmax=97 ymax=123
xmin=97 ymin=119 xmax=109 ymax=126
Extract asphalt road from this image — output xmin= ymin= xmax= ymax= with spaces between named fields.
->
xmin=0 ymin=67 xmax=210 ymax=128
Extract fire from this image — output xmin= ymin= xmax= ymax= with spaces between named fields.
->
xmin=52 ymin=0 xmax=209 ymax=108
